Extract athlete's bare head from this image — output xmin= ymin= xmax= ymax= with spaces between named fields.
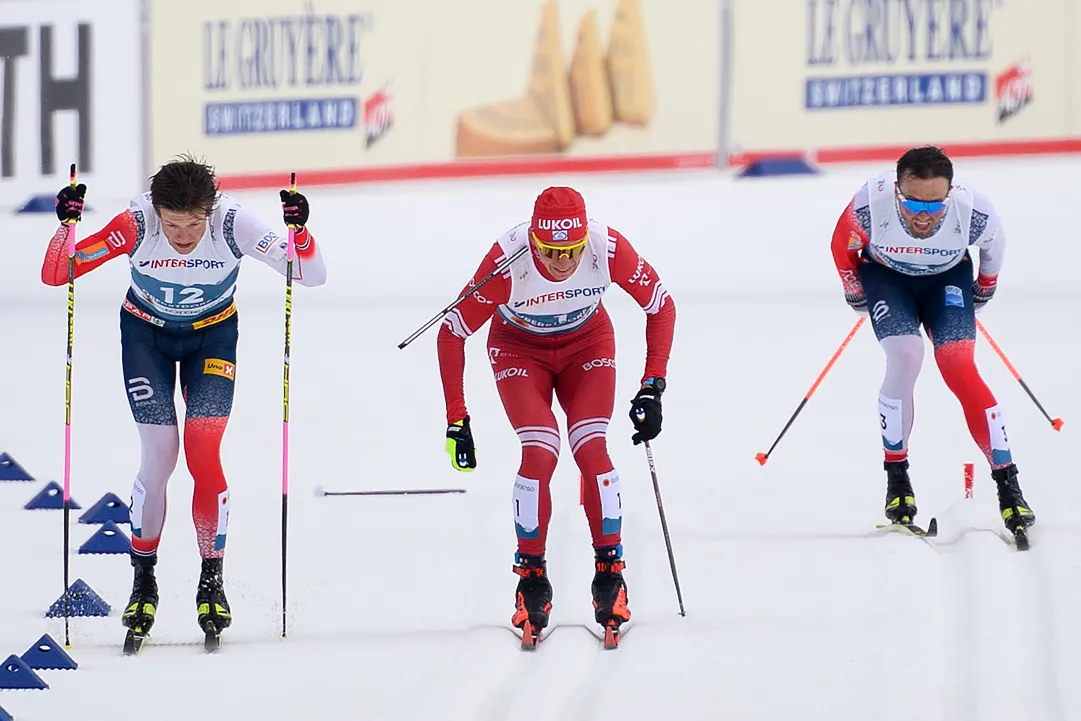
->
xmin=530 ymin=186 xmax=589 ymax=281
xmin=150 ymin=155 xmax=219 ymax=255
xmin=895 ymin=146 xmax=953 ymax=239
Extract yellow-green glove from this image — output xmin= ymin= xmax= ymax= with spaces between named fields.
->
xmin=445 ymin=415 xmax=476 ymax=472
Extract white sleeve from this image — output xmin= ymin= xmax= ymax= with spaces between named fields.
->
xmin=970 ymin=191 xmax=1005 ymax=279
xmin=231 ymin=207 xmax=327 ymax=287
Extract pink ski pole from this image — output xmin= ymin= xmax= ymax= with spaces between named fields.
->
xmin=62 ymin=163 xmax=80 ymax=647
xmin=281 ymin=172 xmax=296 ymax=637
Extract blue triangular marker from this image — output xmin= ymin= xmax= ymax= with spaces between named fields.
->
xmin=45 ymin=578 xmax=111 ymax=617
xmin=0 ymin=452 xmax=34 ymax=481
xmin=0 ymin=655 xmax=48 ymax=690
xmin=24 ymin=481 xmax=81 ymax=510
xmin=78 ymin=492 xmax=130 ymax=525
xmin=0 ymin=702 xmax=12 ymax=721
xmin=737 ymin=157 xmax=819 ymax=178
xmin=78 ymin=520 xmax=130 ymax=555
xmin=21 ymin=634 xmax=77 ymax=670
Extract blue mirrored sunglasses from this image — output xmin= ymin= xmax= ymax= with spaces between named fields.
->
xmin=896 ymin=187 xmax=949 ymax=215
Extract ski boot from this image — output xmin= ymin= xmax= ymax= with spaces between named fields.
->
xmin=510 ymin=553 xmax=552 ymax=649
xmin=591 ymin=545 xmax=631 ymax=649
xmin=122 ymin=553 xmax=159 ymax=654
xmin=884 ymin=459 xmax=918 ymax=524
xmin=196 ymin=557 xmax=231 ymax=652
xmin=993 ymin=463 xmax=1035 ymax=549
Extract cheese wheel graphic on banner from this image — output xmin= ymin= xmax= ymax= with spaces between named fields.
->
xmin=456 ymin=97 xmax=561 ymax=157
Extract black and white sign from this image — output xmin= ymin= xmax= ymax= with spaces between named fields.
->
xmin=0 ymin=0 xmax=141 ymax=203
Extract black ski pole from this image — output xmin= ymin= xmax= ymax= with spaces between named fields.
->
xmin=398 ymin=244 xmax=528 ymax=350
xmin=643 ymin=441 xmax=685 ymax=617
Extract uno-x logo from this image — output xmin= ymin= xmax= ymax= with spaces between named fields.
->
xmin=536 ymin=217 xmax=582 ymax=231
xmin=495 ymin=367 xmax=528 ymax=381
xmin=582 ymin=358 xmax=616 ymax=371
xmin=872 ymin=300 xmax=890 ymax=322
xmin=203 ymin=358 xmax=236 ymax=380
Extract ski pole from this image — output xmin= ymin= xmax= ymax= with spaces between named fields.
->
xmin=62 ymin=163 xmax=79 ymax=648
xmin=314 ymin=486 xmax=466 ymax=497
xmin=643 ymin=441 xmax=685 ymax=617
xmin=281 ymin=172 xmax=296 ymax=638
xmin=397 ymin=244 xmax=528 ymax=350
xmin=756 ymin=316 xmax=865 ymax=466
xmin=976 ymin=318 xmax=1063 ymax=431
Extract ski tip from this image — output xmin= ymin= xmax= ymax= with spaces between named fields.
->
xmin=203 ymin=621 xmax=222 ymax=653
xmin=1014 ymin=528 xmax=1031 ymax=551
xmin=603 ymin=625 xmax=620 ymax=650
xmin=926 ymin=517 xmax=939 ymax=537
xmin=520 ymin=621 xmax=539 ymax=650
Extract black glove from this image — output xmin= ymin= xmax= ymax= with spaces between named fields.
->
xmin=55 ymin=183 xmax=87 ymax=223
xmin=279 ymin=189 xmax=310 ymax=229
xmin=629 ymin=379 xmax=664 ymax=445
xmin=445 ymin=415 xmax=477 ymax=472
xmin=845 ymin=291 xmax=868 ymax=316
xmin=972 ymin=274 xmax=996 ymax=314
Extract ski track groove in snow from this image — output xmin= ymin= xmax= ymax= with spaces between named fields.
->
xmin=1017 ymin=537 xmax=1067 ymax=721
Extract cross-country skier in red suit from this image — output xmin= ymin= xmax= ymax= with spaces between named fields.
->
xmin=437 ymin=186 xmax=676 ymax=641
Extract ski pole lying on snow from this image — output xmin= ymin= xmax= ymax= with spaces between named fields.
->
xmin=756 ymin=316 xmax=866 ymax=466
xmin=314 ymin=485 xmax=466 ymax=497
xmin=976 ymin=318 xmax=1063 ymax=431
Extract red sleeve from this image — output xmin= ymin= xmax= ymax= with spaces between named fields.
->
xmin=40 ymin=210 xmax=139 ymax=286
xmin=436 ymin=242 xmax=510 ymax=424
xmin=830 ymin=200 xmax=867 ymax=297
xmin=607 ymin=228 xmax=676 ymax=383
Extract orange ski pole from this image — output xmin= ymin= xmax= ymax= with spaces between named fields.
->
xmin=976 ymin=318 xmax=1063 ymax=431
xmin=756 ymin=316 xmax=866 ymax=466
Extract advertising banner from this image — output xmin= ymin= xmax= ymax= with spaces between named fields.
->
xmin=1072 ymin=2 xmax=1081 ymax=135
xmin=728 ymin=0 xmax=1074 ymax=161
xmin=0 ymin=0 xmax=143 ymax=204
xmin=147 ymin=0 xmax=720 ymax=186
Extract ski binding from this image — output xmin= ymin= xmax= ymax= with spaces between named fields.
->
xmin=876 ymin=516 xmax=938 ymax=538
xmin=122 ymin=627 xmax=148 ymax=655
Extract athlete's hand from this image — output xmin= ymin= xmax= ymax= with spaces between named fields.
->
xmin=629 ymin=382 xmax=663 ymax=445
xmin=55 ymin=183 xmax=87 ymax=224
xmin=845 ymin=291 xmax=868 ymax=316
xmin=446 ymin=415 xmax=477 ymax=472
xmin=972 ymin=274 xmax=996 ymax=314
xmin=279 ymin=189 xmax=309 ymax=229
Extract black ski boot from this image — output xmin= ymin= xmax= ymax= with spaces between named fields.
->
xmin=122 ymin=553 xmax=158 ymax=654
xmin=884 ymin=459 xmax=918 ymax=524
xmin=196 ymin=557 xmax=231 ymax=651
xmin=993 ymin=464 xmax=1035 ymax=545
xmin=591 ymin=545 xmax=631 ymax=630
xmin=510 ymin=553 xmax=552 ymax=647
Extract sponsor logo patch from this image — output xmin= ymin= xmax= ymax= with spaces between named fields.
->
xmin=203 ymin=358 xmax=236 ymax=380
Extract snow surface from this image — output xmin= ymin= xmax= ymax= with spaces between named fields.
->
xmin=1 ymin=158 xmax=1079 ymax=721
